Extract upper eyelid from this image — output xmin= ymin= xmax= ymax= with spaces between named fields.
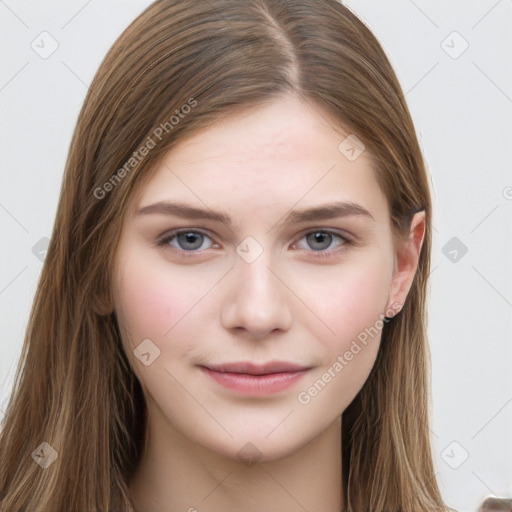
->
xmin=295 ymin=227 xmax=352 ymax=241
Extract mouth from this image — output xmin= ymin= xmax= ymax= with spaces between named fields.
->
xmin=198 ymin=361 xmax=312 ymax=396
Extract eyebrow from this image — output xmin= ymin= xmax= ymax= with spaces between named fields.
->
xmin=136 ymin=200 xmax=375 ymax=225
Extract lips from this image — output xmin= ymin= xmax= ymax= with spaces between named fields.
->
xmin=202 ymin=361 xmax=310 ymax=375
xmin=198 ymin=361 xmax=312 ymax=396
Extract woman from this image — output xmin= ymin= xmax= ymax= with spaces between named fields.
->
xmin=0 ymin=1 xmax=454 ymax=511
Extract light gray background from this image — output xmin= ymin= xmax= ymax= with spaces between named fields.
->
xmin=0 ymin=1 xmax=511 ymax=511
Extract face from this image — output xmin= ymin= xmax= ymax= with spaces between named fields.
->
xmin=112 ymin=94 xmax=405 ymax=462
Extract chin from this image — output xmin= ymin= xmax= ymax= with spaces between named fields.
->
xmin=203 ymin=431 xmax=313 ymax=465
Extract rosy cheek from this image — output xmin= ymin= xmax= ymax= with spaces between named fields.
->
xmin=311 ymin=260 xmax=389 ymax=345
xmin=115 ymin=254 xmax=192 ymax=345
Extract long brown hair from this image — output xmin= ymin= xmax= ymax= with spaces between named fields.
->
xmin=0 ymin=1 xmax=451 ymax=510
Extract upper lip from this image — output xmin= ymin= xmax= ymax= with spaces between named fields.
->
xmin=202 ymin=361 xmax=310 ymax=375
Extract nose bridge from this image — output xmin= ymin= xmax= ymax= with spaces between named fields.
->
xmin=235 ymin=237 xmax=281 ymax=301
xmin=234 ymin=234 xmax=277 ymax=293
xmin=221 ymin=238 xmax=292 ymax=335
xmin=238 ymin=251 xmax=275 ymax=297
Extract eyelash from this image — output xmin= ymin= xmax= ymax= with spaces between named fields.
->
xmin=155 ymin=228 xmax=353 ymax=259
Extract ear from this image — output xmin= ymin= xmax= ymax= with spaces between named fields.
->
xmin=385 ymin=211 xmax=426 ymax=315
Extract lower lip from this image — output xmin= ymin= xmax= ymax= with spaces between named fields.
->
xmin=200 ymin=367 xmax=309 ymax=396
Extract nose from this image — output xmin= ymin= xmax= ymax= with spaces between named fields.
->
xmin=220 ymin=251 xmax=293 ymax=338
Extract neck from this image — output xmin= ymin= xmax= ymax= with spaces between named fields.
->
xmin=129 ymin=408 xmax=343 ymax=512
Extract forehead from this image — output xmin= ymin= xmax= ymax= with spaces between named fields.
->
xmin=131 ymin=95 xmax=389 ymax=225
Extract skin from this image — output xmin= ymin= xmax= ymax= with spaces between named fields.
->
xmin=110 ymin=94 xmax=425 ymax=512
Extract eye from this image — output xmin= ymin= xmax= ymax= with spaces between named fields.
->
xmin=155 ymin=228 xmax=351 ymax=258
xmin=292 ymin=230 xmax=350 ymax=257
xmin=156 ymin=230 xmax=216 ymax=252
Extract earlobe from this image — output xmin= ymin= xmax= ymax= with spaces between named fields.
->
xmin=386 ymin=210 xmax=426 ymax=312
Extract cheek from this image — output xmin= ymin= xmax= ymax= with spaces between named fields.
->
xmin=308 ymin=252 xmax=393 ymax=341
xmin=113 ymin=250 xmax=199 ymax=347
xmin=293 ymin=256 xmax=392 ymax=413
